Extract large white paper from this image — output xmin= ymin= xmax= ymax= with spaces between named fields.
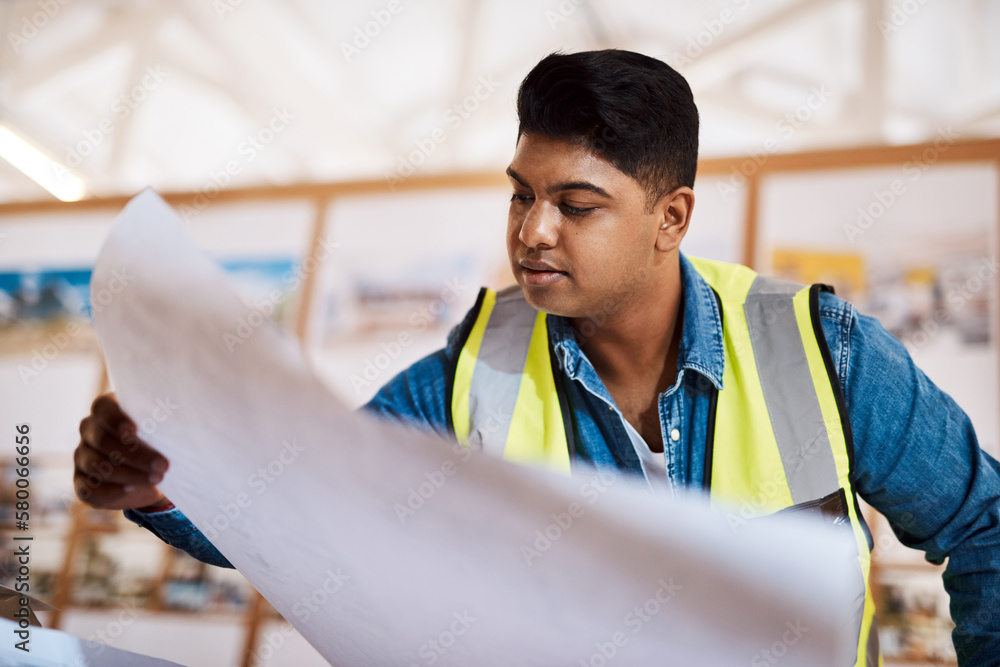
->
xmin=90 ymin=190 xmax=860 ymax=666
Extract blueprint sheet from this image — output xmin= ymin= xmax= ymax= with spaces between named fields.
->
xmin=89 ymin=190 xmax=859 ymax=666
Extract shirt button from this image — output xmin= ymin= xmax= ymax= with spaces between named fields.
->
xmin=670 ymin=429 xmax=680 ymax=442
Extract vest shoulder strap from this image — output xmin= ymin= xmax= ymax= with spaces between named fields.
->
xmin=743 ymin=275 xmax=844 ymax=503
xmin=450 ymin=286 xmax=571 ymax=473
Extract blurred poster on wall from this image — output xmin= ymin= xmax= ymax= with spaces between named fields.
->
xmin=757 ymin=161 xmax=999 ymax=460
xmin=0 ymin=201 xmax=314 ymax=353
xmin=308 ymin=188 xmax=511 ymax=407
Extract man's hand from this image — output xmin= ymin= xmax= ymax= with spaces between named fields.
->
xmin=74 ymin=393 xmax=170 ymax=510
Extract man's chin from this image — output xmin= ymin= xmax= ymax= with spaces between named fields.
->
xmin=518 ymin=281 xmax=585 ymax=317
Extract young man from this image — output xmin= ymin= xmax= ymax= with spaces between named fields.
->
xmin=75 ymin=50 xmax=1000 ymax=665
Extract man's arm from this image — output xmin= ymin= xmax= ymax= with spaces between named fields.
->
xmin=362 ymin=347 xmax=453 ymax=437
xmin=124 ymin=505 xmax=234 ymax=568
xmin=74 ymin=394 xmax=237 ymax=568
xmin=818 ymin=292 xmax=1000 ymax=665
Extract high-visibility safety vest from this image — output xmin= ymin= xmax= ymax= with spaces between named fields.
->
xmin=447 ymin=256 xmax=880 ymax=667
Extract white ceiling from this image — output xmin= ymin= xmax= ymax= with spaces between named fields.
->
xmin=0 ymin=0 xmax=998 ymax=202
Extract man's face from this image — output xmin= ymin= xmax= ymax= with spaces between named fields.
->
xmin=506 ymin=133 xmax=664 ymax=319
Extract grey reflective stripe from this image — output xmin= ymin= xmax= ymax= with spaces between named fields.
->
xmin=743 ymin=276 xmax=841 ymax=503
xmin=466 ymin=286 xmax=536 ymax=457
xmin=866 ymin=615 xmax=880 ymax=667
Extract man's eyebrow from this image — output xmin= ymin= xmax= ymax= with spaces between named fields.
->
xmin=505 ymin=167 xmax=612 ymax=199
xmin=505 ymin=166 xmax=527 ymax=187
xmin=549 ymin=180 xmax=611 ymax=198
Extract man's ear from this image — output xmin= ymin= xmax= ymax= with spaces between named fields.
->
xmin=653 ymin=186 xmax=694 ymax=252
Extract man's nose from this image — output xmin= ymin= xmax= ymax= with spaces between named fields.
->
xmin=518 ymin=201 xmax=559 ymax=249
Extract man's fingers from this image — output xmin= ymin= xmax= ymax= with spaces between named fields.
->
xmin=90 ymin=392 xmax=132 ymax=432
xmin=74 ymin=443 xmax=162 ymax=487
xmin=75 ymin=392 xmax=170 ymax=511
xmin=79 ymin=414 xmax=168 ymax=475
xmin=73 ymin=469 xmax=163 ymax=510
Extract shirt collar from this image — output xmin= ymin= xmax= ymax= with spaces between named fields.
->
xmin=548 ymin=252 xmax=725 ymax=391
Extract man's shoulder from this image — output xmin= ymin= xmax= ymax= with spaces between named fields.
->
xmin=362 ymin=346 xmax=452 ymax=437
xmin=361 ymin=292 xmax=493 ymax=437
xmin=815 ymin=286 xmax=855 ymax=326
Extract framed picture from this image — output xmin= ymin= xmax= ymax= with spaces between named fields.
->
xmin=307 ymin=187 xmax=511 ymax=406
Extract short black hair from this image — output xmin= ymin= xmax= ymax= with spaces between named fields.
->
xmin=516 ymin=49 xmax=699 ymax=209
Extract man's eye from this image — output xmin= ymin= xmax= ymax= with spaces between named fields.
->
xmin=510 ymin=193 xmax=533 ymax=204
xmin=561 ymin=203 xmax=595 ymax=216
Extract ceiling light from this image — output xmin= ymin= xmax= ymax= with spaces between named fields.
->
xmin=0 ymin=125 xmax=88 ymax=201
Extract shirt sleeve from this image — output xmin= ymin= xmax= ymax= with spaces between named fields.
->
xmin=360 ymin=347 xmax=453 ymax=439
xmin=362 ymin=303 xmax=479 ymax=437
xmin=818 ymin=292 xmax=1000 ymax=666
xmin=123 ymin=506 xmax=234 ymax=569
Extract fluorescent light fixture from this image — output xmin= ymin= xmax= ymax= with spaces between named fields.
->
xmin=0 ymin=125 xmax=88 ymax=201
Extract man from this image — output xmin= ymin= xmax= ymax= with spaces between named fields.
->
xmin=75 ymin=50 xmax=1000 ymax=665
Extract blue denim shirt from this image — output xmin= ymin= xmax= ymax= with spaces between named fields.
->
xmin=126 ymin=253 xmax=1000 ymax=664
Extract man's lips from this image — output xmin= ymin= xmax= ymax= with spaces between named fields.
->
xmin=520 ymin=260 xmax=566 ymax=273
xmin=519 ymin=260 xmax=568 ymax=286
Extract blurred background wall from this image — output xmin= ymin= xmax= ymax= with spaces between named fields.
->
xmin=0 ymin=0 xmax=998 ymax=665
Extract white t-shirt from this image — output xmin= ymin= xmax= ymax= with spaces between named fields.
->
xmin=617 ymin=411 xmax=671 ymax=491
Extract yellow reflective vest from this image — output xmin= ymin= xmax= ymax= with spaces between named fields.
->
xmin=448 ymin=256 xmax=880 ymax=667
